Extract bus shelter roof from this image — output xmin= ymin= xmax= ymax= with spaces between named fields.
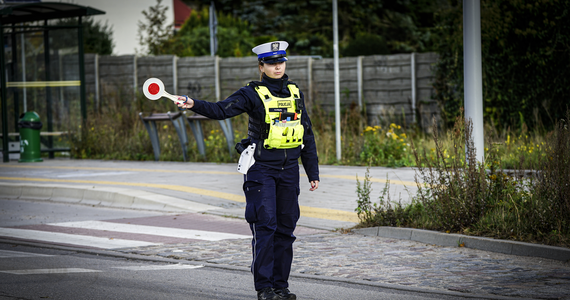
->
xmin=0 ymin=2 xmax=104 ymax=24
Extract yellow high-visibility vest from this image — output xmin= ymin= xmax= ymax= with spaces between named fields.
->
xmin=253 ymin=84 xmax=304 ymax=149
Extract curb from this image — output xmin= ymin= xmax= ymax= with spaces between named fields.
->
xmin=353 ymin=226 xmax=570 ymax=262
xmin=0 ymin=182 xmax=221 ymax=213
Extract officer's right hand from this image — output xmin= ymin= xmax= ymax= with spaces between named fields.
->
xmin=176 ymin=96 xmax=194 ymax=109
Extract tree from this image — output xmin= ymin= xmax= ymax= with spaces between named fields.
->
xmin=83 ymin=18 xmax=114 ymax=55
xmin=52 ymin=17 xmax=114 ymax=55
xmin=161 ymin=6 xmax=260 ymax=58
xmin=433 ymin=0 xmax=570 ymax=130
xmin=137 ymin=0 xmax=173 ymax=55
xmin=178 ymin=0 xmax=443 ymax=57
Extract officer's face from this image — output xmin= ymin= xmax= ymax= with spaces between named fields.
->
xmin=260 ymin=62 xmax=286 ymax=79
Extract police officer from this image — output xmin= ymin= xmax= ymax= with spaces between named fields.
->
xmin=176 ymin=41 xmax=319 ymax=300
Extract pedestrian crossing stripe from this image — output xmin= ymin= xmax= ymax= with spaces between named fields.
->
xmin=47 ymin=220 xmax=251 ymax=241
xmin=0 ymin=220 xmax=250 ymax=250
xmin=0 ymin=228 xmax=159 ymax=249
xmin=113 ymin=264 xmax=204 ymax=271
xmin=0 ymin=268 xmax=101 ymax=275
xmin=0 ymin=265 xmax=203 ymax=275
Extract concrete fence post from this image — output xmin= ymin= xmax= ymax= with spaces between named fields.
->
xmin=307 ymin=57 xmax=313 ymax=103
xmin=94 ymin=54 xmax=99 ymax=110
xmin=133 ymin=55 xmax=138 ymax=101
xmin=411 ymin=52 xmax=417 ymax=124
xmin=172 ymin=55 xmax=178 ymax=95
xmin=357 ymin=55 xmax=363 ymax=108
xmin=214 ymin=55 xmax=220 ymax=101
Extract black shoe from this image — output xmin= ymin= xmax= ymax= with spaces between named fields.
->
xmin=257 ymin=287 xmax=279 ymax=300
xmin=274 ymin=288 xmax=297 ymax=300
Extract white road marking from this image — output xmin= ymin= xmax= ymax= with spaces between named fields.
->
xmin=0 ymin=268 xmax=101 ymax=275
xmin=55 ymin=172 xmax=133 ymax=178
xmin=114 ymin=264 xmax=204 ymax=271
xmin=47 ymin=220 xmax=250 ymax=241
xmin=0 ymin=228 xmax=159 ymax=249
xmin=0 ymin=249 xmax=54 ymax=258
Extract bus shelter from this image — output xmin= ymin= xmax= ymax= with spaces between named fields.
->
xmin=0 ymin=2 xmax=105 ymax=162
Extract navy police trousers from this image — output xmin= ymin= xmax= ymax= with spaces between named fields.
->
xmin=243 ymin=163 xmax=300 ymax=291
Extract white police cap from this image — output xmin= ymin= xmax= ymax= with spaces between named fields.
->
xmin=252 ymin=41 xmax=289 ymax=64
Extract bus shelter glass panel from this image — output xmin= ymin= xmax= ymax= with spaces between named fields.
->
xmin=3 ymin=23 xmax=81 ymax=158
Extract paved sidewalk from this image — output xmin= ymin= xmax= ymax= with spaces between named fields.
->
xmin=1 ymin=159 xmax=570 ymax=299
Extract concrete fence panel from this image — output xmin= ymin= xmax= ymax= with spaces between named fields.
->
xmin=84 ymin=53 xmax=440 ymax=130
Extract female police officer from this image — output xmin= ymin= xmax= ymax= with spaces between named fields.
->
xmin=176 ymin=41 xmax=319 ymax=300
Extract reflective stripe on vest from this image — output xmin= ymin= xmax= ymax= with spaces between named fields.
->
xmin=254 ymin=84 xmax=304 ymax=149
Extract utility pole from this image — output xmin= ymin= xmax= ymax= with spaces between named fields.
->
xmin=463 ymin=0 xmax=485 ymax=162
xmin=333 ymin=0 xmax=341 ymax=162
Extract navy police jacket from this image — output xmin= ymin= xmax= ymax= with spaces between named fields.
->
xmin=189 ymin=74 xmax=320 ymax=183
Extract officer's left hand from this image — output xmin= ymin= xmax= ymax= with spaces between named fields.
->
xmin=309 ymin=180 xmax=319 ymax=191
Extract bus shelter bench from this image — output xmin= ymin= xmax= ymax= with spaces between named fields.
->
xmin=139 ymin=111 xmax=234 ymax=161
xmin=139 ymin=112 xmax=189 ymax=161
xmin=185 ymin=114 xmax=234 ymax=159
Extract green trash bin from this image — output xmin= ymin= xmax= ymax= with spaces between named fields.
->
xmin=18 ymin=111 xmax=43 ymax=162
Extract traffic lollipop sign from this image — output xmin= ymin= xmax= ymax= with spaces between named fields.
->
xmin=142 ymin=78 xmax=184 ymax=104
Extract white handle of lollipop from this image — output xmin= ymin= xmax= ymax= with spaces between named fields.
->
xmin=142 ymin=78 xmax=185 ymax=104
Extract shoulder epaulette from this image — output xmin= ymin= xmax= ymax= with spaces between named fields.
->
xmin=247 ymin=81 xmax=264 ymax=88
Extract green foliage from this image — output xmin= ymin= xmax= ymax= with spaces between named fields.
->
xmin=162 ymin=7 xmax=259 ymax=57
xmin=83 ymin=18 xmax=114 ymax=55
xmin=355 ymin=167 xmax=374 ymax=222
xmin=342 ymin=33 xmax=389 ymax=57
xmin=413 ymin=117 xmax=489 ymax=232
xmin=359 ymin=123 xmax=412 ymax=167
xmin=169 ymin=0 xmax=442 ymax=57
xmin=72 ymin=93 xmax=157 ymax=161
xmin=355 ymin=166 xmax=425 ymax=228
xmin=433 ymin=0 xmax=570 ymax=130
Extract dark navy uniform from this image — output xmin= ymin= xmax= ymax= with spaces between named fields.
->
xmin=187 ymin=73 xmax=319 ymax=292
